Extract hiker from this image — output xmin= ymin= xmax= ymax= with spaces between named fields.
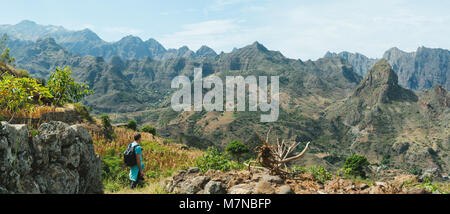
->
xmin=126 ymin=134 xmax=145 ymax=189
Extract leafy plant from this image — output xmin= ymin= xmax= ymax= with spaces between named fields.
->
xmin=381 ymin=154 xmax=391 ymax=166
xmin=141 ymin=125 xmax=156 ymax=135
xmin=410 ymin=167 xmax=422 ymax=176
xmin=47 ymin=66 xmax=93 ymax=106
xmin=309 ymin=165 xmax=333 ymax=183
xmin=195 ymin=147 xmax=244 ymax=172
xmin=126 ymin=120 xmax=137 ymax=131
xmin=100 ymin=115 xmax=112 ymax=129
xmin=73 ymin=103 xmax=93 ymax=122
xmin=342 ymin=155 xmax=370 ymax=178
xmin=225 ymin=140 xmax=250 ymax=163
xmin=0 ymin=34 xmax=15 ymax=65
xmin=0 ymin=73 xmax=52 ymax=119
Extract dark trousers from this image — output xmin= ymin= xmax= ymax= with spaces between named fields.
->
xmin=130 ymin=171 xmax=145 ymax=189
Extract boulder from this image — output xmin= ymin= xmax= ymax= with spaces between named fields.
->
xmin=277 ymin=185 xmax=295 ymax=194
xmin=255 ymin=181 xmax=275 ymax=194
xmin=204 ymin=181 xmax=226 ymax=194
xmin=262 ymin=174 xmax=284 ymax=184
xmin=0 ymin=121 xmax=103 ymax=194
xmin=229 ymin=184 xmax=254 ymax=194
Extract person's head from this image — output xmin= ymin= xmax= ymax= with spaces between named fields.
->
xmin=134 ymin=134 xmax=142 ymax=143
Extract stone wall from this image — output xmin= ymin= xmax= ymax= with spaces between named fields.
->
xmin=0 ymin=121 xmax=103 ymax=194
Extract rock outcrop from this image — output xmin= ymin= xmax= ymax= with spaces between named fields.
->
xmin=0 ymin=121 xmax=103 ymax=194
xmin=163 ymin=167 xmax=426 ymax=194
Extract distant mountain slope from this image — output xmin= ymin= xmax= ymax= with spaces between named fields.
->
xmin=324 ymin=51 xmax=377 ymax=77
xmin=326 ymin=60 xmax=449 ymax=172
xmin=1 ymin=20 xmax=217 ymax=61
xmin=383 ymin=47 xmax=449 ymax=91
xmin=325 ymin=47 xmax=450 ymax=91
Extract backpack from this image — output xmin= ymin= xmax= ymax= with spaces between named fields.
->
xmin=123 ymin=143 xmax=138 ymax=167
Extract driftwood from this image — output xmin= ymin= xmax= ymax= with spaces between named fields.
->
xmin=246 ymin=129 xmax=310 ymax=177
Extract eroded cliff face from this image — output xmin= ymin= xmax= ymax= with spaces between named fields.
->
xmin=0 ymin=121 xmax=103 ymax=194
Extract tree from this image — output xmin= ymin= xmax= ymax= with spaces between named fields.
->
xmin=0 ymin=73 xmax=52 ymax=121
xmin=126 ymin=120 xmax=137 ymax=131
xmin=0 ymin=34 xmax=15 ymax=65
xmin=46 ymin=66 xmax=93 ymax=106
xmin=342 ymin=155 xmax=370 ymax=178
xmin=100 ymin=114 xmax=115 ymax=142
xmin=100 ymin=115 xmax=112 ymax=129
xmin=141 ymin=125 xmax=156 ymax=135
xmin=225 ymin=140 xmax=250 ymax=163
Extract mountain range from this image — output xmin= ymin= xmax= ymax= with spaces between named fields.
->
xmin=1 ymin=20 xmax=449 ymax=175
xmin=0 ymin=20 xmax=218 ymax=61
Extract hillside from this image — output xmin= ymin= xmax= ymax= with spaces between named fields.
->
xmin=326 ymin=60 xmax=449 ymax=173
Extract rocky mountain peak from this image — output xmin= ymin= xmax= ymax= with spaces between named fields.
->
xmin=196 ymin=45 xmax=217 ymax=58
xmin=117 ymin=35 xmax=144 ymax=44
xmin=353 ymin=59 xmax=415 ymax=105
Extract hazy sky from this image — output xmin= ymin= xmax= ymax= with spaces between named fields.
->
xmin=1 ymin=0 xmax=449 ymax=60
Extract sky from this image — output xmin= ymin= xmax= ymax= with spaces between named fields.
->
xmin=0 ymin=0 xmax=449 ymax=60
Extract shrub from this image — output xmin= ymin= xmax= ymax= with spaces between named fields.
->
xmin=46 ymin=66 xmax=93 ymax=106
xmin=101 ymin=154 xmax=129 ymax=191
xmin=30 ymin=129 xmax=39 ymax=137
xmin=381 ymin=154 xmax=390 ymax=166
xmin=290 ymin=165 xmax=307 ymax=174
xmin=0 ymin=34 xmax=15 ymax=65
xmin=141 ymin=125 xmax=156 ymax=135
xmin=410 ymin=167 xmax=422 ymax=176
xmin=195 ymin=147 xmax=244 ymax=172
xmin=100 ymin=114 xmax=115 ymax=141
xmin=73 ymin=103 xmax=93 ymax=122
xmin=100 ymin=115 xmax=112 ymax=129
xmin=342 ymin=155 xmax=370 ymax=178
xmin=309 ymin=165 xmax=333 ymax=183
xmin=225 ymin=140 xmax=250 ymax=163
xmin=0 ymin=73 xmax=52 ymax=116
xmin=126 ymin=120 xmax=137 ymax=131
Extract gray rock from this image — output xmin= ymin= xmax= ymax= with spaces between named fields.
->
xmin=204 ymin=181 xmax=226 ymax=194
xmin=255 ymin=181 xmax=275 ymax=194
xmin=0 ymin=122 xmax=103 ymax=194
xmin=262 ymin=174 xmax=284 ymax=184
xmin=180 ymin=176 xmax=210 ymax=194
xmin=187 ymin=167 xmax=200 ymax=174
xmin=229 ymin=184 xmax=254 ymax=194
xmin=277 ymin=185 xmax=294 ymax=194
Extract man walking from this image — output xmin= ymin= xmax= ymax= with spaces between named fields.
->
xmin=129 ymin=134 xmax=145 ymax=189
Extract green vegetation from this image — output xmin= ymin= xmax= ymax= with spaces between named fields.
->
xmin=101 ymin=152 xmax=131 ymax=192
xmin=141 ymin=125 xmax=156 ymax=135
xmin=30 ymin=129 xmax=39 ymax=137
xmin=0 ymin=34 xmax=15 ymax=65
xmin=291 ymin=165 xmax=333 ymax=183
xmin=409 ymin=167 xmax=422 ymax=176
xmin=0 ymin=73 xmax=52 ymax=116
xmin=99 ymin=114 xmax=115 ymax=141
xmin=381 ymin=154 xmax=391 ymax=166
xmin=309 ymin=165 xmax=333 ymax=183
xmin=195 ymin=147 xmax=244 ymax=173
xmin=126 ymin=120 xmax=137 ymax=131
xmin=73 ymin=103 xmax=93 ymax=122
xmin=47 ymin=66 xmax=93 ymax=106
xmin=100 ymin=115 xmax=112 ymax=129
xmin=225 ymin=140 xmax=250 ymax=163
xmin=342 ymin=155 xmax=370 ymax=178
